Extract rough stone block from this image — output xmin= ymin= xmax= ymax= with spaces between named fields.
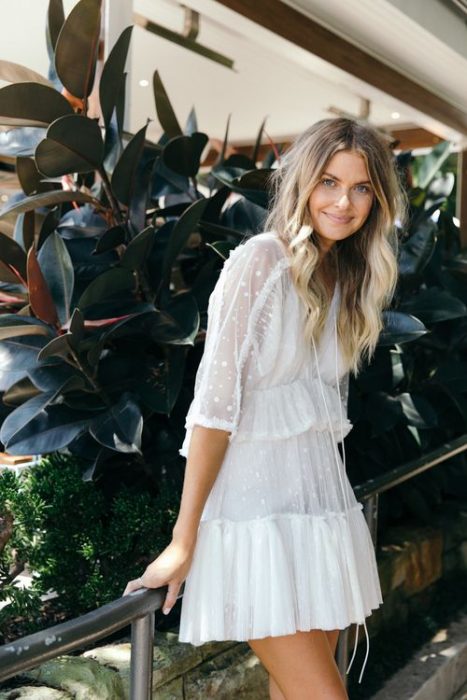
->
xmin=184 ymin=642 xmax=268 ymax=699
xmin=0 ymin=689 xmax=71 ymax=700
xmin=405 ymin=531 xmax=443 ymax=595
xmin=23 ymin=656 xmax=124 ymax=700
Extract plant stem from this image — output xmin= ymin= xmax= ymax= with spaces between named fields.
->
xmin=98 ymin=167 xmax=124 ymax=226
xmin=67 ymin=346 xmax=113 ymax=409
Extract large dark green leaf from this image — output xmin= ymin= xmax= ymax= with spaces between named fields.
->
xmin=0 ymin=231 xmax=27 ymax=280
xmin=111 ymin=124 xmax=148 ymax=206
xmin=121 ymin=226 xmax=155 ymax=270
xmin=0 ymin=314 xmax=51 ymax=329
xmin=395 ymin=393 xmax=438 ymax=429
xmin=252 ymin=117 xmax=267 ymax=164
xmin=0 ymin=60 xmax=51 ymax=87
xmin=153 ymin=70 xmax=182 ymax=138
xmin=55 ymin=0 xmax=102 ymax=99
xmin=184 ymin=106 xmax=198 ymax=136
xmin=100 ymin=26 xmax=133 ymax=128
xmin=93 ymin=225 xmax=126 ymax=254
xmin=160 ymin=197 xmax=208 ymax=293
xmin=213 ymin=165 xmax=269 ymax=207
xmin=0 ymin=375 xmax=77 ymax=446
xmin=48 ymin=0 xmax=65 ymax=52
xmin=0 ymin=324 xmax=51 ymax=341
xmin=37 ymin=232 xmax=74 ymax=326
xmin=162 ymin=133 xmax=209 ymax=178
xmin=399 ymin=288 xmax=467 ymax=324
xmin=417 ymin=140 xmax=451 ymax=189
xmin=16 ymin=156 xmax=59 ymax=196
xmin=0 ymin=190 xmax=95 ymax=219
xmin=3 ymin=376 xmax=41 ymax=406
xmin=90 ymin=393 xmax=143 ymax=453
xmin=0 ymin=260 xmax=21 ymax=285
xmin=0 ymin=335 xmax=48 ymax=371
xmin=1 ymin=403 xmax=91 ymax=454
xmin=38 ymin=333 xmax=72 ymax=361
xmin=399 ymin=219 xmax=437 ymax=277
xmin=163 ymin=292 xmax=199 ymax=345
xmin=78 ymin=267 xmax=135 ymax=309
xmin=35 ymin=115 xmax=104 ymax=177
xmin=379 ymin=311 xmax=428 ymax=345
xmin=0 ymin=83 xmax=73 ymax=127
xmin=28 ymin=361 xmax=79 ymax=391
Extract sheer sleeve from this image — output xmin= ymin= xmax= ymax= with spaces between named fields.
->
xmin=179 ymin=236 xmax=289 ymax=457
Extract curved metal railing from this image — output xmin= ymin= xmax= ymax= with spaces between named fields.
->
xmin=1 ymin=434 xmax=466 ymax=699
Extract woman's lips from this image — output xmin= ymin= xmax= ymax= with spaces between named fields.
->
xmin=324 ymin=212 xmax=353 ymax=224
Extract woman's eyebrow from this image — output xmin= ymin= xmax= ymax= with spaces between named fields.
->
xmin=322 ymin=171 xmax=372 ymax=185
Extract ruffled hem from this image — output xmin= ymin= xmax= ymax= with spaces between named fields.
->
xmin=236 ymin=375 xmax=352 ymax=443
xmin=178 ymin=505 xmax=383 ymax=645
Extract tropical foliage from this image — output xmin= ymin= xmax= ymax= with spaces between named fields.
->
xmin=0 ymin=0 xmax=464 ymax=523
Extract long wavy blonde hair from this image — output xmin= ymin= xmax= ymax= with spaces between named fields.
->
xmin=265 ymin=118 xmax=407 ymax=376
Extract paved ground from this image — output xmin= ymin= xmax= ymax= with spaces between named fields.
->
xmin=370 ymin=613 xmax=467 ymax=700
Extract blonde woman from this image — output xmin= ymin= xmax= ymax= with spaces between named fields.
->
xmin=124 ymin=118 xmax=407 ymax=699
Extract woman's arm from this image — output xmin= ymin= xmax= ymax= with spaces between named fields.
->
xmin=172 ymin=425 xmax=230 ymax=548
xmin=123 ymin=425 xmax=229 ymax=612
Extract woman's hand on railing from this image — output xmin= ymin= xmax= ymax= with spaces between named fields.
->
xmin=122 ymin=537 xmax=195 ymax=615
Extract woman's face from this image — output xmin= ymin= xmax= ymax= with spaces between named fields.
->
xmin=308 ymin=149 xmax=375 ymax=254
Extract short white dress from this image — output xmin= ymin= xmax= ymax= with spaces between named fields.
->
xmin=177 ymin=231 xmax=383 ymax=683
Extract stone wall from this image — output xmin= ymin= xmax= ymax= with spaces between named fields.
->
xmin=1 ymin=502 xmax=466 ymax=700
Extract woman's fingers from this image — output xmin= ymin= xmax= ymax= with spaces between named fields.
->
xmin=162 ymin=579 xmax=182 ymax=615
xmin=122 ymin=577 xmax=144 ymax=596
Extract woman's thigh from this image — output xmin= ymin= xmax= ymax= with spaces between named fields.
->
xmin=248 ymin=629 xmax=348 ymax=700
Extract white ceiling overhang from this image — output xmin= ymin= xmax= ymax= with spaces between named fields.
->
xmin=1 ymin=0 xmax=467 ymax=147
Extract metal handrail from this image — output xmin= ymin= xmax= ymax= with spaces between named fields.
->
xmin=0 ymin=434 xmax=466 ymax=698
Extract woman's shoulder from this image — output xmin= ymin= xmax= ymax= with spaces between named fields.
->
xmin=226 ymin=231 xmax=291 ymax=268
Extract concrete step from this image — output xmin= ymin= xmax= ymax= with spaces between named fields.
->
xmin=370 ymin=613 xmax=467 ymax=700
xmin=452 ymin=680 xmax=467 ymax=700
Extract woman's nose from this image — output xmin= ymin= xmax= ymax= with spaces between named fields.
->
xmin=336 ymin=190 xmax=351 ymax=206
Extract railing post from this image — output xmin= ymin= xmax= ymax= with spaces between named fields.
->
xmin=336 ymin=627 xmax=350 ymax=688
xmin=363 ymin=493 xmax=379 ymax=547
xmin=130 ymin=612 xmax=154 ymax=700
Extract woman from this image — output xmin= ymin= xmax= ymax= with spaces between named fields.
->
xmin=124 ymin=118 xmax=407 ymax=699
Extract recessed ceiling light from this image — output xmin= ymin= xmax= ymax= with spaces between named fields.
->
xmin=139 ymin=79 xmax=149 ymax=87
xmin=391 ymin=111 xmax=400 ymax=119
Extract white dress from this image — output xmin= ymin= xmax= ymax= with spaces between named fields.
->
xmin=177 ymin=231 xmax=383 ymax=683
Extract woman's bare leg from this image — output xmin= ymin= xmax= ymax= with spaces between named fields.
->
xmin=249 ymin=629 xmax=348 ymax=700
xmin=267 ymin=630 xmax=340 ymax=699
xmin=269 ymin=673 xmax=286 ymax=700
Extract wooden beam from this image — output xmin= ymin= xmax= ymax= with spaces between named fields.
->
xmin=457 ymin=149 xmax=467 ymax=248
xmin=387 ymin=127 xmax=444 ymax=151
xmin=215 ymin=0 xmax=467 ymax=136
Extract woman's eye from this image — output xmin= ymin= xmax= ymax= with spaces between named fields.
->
xmin=321 ymin=178 xmax=335 ymax=186
xmin=355 ymin=184 xmax=371 ymax=194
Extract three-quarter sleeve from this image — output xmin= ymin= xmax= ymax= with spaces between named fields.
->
xmin=179 ymin=236 xmax=288 ymax=457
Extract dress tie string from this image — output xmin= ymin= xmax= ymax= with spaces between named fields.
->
xmin=310 ymin=284 xmax=370 ymax=685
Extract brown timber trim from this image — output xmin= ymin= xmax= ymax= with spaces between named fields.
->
xmin=215 ymin=0 xmax=467 ymax=136
xmin=458 ymin=149 xmax=467 ymax=247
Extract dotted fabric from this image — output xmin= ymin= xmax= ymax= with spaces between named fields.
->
xmin=178 ymin=232 xmax=382 ymax=683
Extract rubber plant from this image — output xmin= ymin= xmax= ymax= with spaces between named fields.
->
xmin=0 ymin=0 xmax=274 ymax=490
xmin=0 ymin=0 xmax=464 ymax=527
